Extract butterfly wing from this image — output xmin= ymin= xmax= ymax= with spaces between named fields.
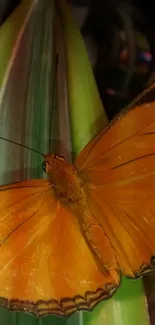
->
xmin=0 ymin=179 xmax=119 ymax=316
xmin=75 ymin=83 xmax=155 ymax=278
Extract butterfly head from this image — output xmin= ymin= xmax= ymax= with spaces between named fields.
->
xmin=42 ymin=153 xmax=67 ymax=174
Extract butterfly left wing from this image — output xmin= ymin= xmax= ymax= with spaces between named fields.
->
xmin=0 ymin=179 xmax=119 ymax=316
xmin=75 ymin=83 xmax=155 ymax=278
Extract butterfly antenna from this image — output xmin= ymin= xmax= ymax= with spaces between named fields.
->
xmin=0 ymin=136 xmax=44 ymax=156
xmin=49 ymin=53 xmax=59 ymax=152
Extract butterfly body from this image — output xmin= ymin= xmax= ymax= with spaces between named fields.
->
xmin=45 ymin=154 xmax=121 ymax=283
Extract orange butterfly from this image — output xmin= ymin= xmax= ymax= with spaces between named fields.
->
xmin=0 ymin=83 xmax=155 ymax=317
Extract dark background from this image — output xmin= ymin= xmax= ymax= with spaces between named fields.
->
xmin=70 ymin=0 xmax=155 ymax=119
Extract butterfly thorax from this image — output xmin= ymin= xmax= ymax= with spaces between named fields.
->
xmin=44 ymin=154 xmax=84 ymax=205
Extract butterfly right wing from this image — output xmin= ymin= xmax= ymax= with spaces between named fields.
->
xmin=0 ymin=179 xmax=119 ymax=316
xmin=74 ymin=83 xmax=155 ymax=279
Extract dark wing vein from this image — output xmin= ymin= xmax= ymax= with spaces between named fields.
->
xmin=0 ymin=188 xmax=49 ymax=246
xmin=79 ymin=127 xmax=155 ymax=172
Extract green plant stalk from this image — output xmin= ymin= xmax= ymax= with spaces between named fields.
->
xmin=0 ymin=0 xmax=34 ymax=88
xmin=58 ymin=1 xmax=150 ymax=324
xmin=57 ymin=0 xmax=108 ymax=158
